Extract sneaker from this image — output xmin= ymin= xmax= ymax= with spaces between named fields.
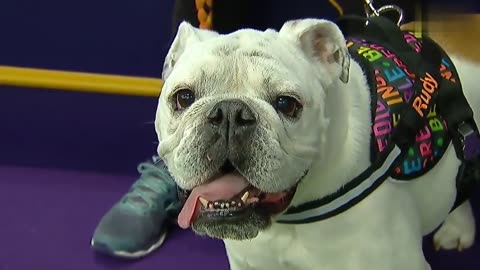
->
xmin=91 ymin=156 xmax=181 ymax=259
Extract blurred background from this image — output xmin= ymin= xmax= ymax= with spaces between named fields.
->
xmin=0 ymin=0 xmax=478 ymax=175
xmin=0 ymin=0 xmax=175 ymax=175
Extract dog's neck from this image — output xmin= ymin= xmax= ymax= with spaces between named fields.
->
xmin=291 ymin=61 xmax=373 ymax=206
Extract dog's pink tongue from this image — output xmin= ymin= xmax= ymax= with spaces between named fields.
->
xmin=178 ymin=173 xmax=249 ymax=229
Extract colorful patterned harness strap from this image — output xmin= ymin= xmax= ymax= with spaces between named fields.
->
xmin=278 ymin=15 xmax=480 ymax=225
xmin=347 ymin=33 xmax=454 ymax=180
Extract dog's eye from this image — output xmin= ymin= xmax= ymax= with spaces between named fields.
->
xmin=275 ymin=96 xmax=302 ymax=118
xmin=174 ymin=89 xmax=196 ymax=111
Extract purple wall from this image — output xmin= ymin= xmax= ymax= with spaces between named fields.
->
xmin=0 ymin=86 xmax=159 ymax=175
xmin=0 ymin=0 xmax=174 ymax=174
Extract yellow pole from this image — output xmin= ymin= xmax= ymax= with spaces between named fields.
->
xmin=0 ymin=65 xmax=163 ymax=97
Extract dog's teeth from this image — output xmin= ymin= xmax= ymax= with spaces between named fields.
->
xmin=214 ymin=201 xmax=219 ymax=206
xmin=208 ymin=203 xmax=214 ymax=209
xmin=241 ymin=191 xmax=249 ymax=203
xmin=221 ymin=203 xmax=225 ymax=208
xmin=238 ymin=202 xmax=242 ymax=207
xmin=225 ymin=203 xmax=230 ymax=208
xmin=199 ymin=197 xmax=209 ymax=208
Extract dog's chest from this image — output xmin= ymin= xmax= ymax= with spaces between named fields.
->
xmin=346 ymin=33 xmax=460 ymax=180
xmin=224 ymin=224 xmax=372 ymax=270
xmin=224 ymin=227 xmax=320 ymax=270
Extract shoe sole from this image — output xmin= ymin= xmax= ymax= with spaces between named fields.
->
xmin=91 ymin=229 xmax=167 ymax=259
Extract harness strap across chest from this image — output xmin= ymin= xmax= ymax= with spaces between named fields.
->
xmin=277 ymin=15 xmax=480 ymax=225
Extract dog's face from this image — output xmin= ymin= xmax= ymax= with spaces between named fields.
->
xmin=155 ymin=19 xmax=350 ymax=240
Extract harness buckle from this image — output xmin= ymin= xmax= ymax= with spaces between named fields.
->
xmin=457 ymin=122 xmax=480 ymax=161
xmin=363 ymin=0 xmax=404 ymax=26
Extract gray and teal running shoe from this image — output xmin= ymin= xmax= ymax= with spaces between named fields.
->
xmin=91 ymin=157 xmax=182 ymax=258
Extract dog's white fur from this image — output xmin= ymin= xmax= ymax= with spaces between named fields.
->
xmin=155 ymin=19 xmax=477 ymax=270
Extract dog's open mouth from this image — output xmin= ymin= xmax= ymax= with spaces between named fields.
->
xmin=177 ymin=160 xmax=298 ymax=229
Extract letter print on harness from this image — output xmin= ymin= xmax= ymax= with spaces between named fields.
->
xmin=347 ymin=32 xmax=461 ymax=180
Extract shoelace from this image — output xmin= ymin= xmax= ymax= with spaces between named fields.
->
xmin=123 ymin=160 xmax=177 ymax=210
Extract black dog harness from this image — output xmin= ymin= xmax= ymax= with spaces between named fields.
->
xmin=277 ymin=16 xmax=480 ymax=224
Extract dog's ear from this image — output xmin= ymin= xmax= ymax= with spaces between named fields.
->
xmin=279 ymin=19 xmax=350 ymax=83
xmin=162 ymin=21 xmax=219 ymax=80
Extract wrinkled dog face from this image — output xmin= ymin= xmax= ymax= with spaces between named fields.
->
xmin=154 ymin=19 xmax=350 ymax=240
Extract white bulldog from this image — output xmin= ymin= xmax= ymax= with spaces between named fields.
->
xmin=155 ymin=18 xmax=478 ymax=270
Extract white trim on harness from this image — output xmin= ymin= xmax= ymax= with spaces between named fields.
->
xmin=277 ymin=145 xmax=402 ymax=223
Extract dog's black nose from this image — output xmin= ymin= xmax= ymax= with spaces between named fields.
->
xmin=207 ymin=99 xmax=257 ymax=141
